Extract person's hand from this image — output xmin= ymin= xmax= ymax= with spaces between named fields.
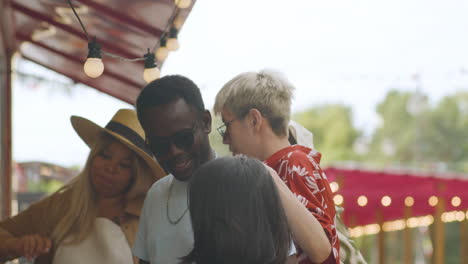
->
xmin=12 ymin=234 xmax=51 ymax=260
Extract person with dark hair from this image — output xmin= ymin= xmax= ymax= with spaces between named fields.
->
xmin=136 ymin=75 xmax=206 ymax=122
xmin=132 ymin=75 xmax=216 ymax=264
xmin=182 ymin=155 xmax=296 ymax=264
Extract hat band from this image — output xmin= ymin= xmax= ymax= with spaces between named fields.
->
xmin=105 ymin=121 xmax=153 ymax=156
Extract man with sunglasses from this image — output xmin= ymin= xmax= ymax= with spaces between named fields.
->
xmin=132 ymin=75 xmax=215 ymax=264
xmin=214 ymin=70 xmax=340 ymax=264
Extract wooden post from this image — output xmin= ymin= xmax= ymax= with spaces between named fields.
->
xmin=461 ymin=218 xmax=468 ymax=264
xmin=377 ymin=209 xmax=385 ymax=264
xmin=0 ymin=0 xmax=15 ymax=219
xmin=403 ymin=206 xmax=413 ymax=264
xmin=0 ymin=51 xmax=13 ymax=220
xmin=433 ymin=196 xmax=445 ymax=264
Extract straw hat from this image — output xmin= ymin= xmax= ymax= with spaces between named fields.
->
xmin=70 ymin=109 xmax=166 ymax=182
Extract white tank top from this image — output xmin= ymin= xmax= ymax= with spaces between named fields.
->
xmin=53 ymin=218 xmax=133 ymax=264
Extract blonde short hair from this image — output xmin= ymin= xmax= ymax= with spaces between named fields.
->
xmin=214 ymin=70 xmax=295 ymax=136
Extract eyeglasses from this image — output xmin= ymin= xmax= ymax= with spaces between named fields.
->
xmin=217 ymin=118 xmax=236 ymax=139
xmin=146 ymin=123 xmax=197 ymax=156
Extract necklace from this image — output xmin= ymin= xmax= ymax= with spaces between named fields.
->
xmin=166 ymin=178 xmax=189 ymax=225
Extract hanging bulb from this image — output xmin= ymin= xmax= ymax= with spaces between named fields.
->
xmin=84 ymin=58 xmax=104 ymax=78
xmin=167 ymin=38 xmax=179 ymax=51
xmin=167 ymin=28 xmax=179 ymax=51
xmin=84 ymin=38 xmax=104 ymax=78
xmin=143 ymin=49 xmax=160 ymax=83
xmin=173 ymin=15 xmax=184 ymax=29
xmin=156 ymin=46 xmax=169 ymax=61
xmin=174 ymin=0 xmax=191 ymax=8
xmin=155 ymin=37 xmax=169 ymax=61
xmin=144 ymin=67 xmax=160 ymax=83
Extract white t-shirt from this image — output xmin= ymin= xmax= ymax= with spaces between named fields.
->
xmin=132 ymin=174 xmax=193 ymax=264
xmin=54 ymin=218 xmax=133 ymax=264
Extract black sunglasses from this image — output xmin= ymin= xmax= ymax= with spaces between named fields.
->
xmin=146 ymin=123 xmax=197 ymax=156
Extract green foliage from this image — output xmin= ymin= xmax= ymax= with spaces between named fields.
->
xmin=367 ymin=90 xmax=424 ymax=164
xmin=424 ymin=93 xmax=468 ymax=164
xmin=209 ymin=113 xmax=231 ymax=157
xmin=293 ymin=104 xmax=360 ymax=164
xmin=368 ymin=90 xmax=468 ymax=171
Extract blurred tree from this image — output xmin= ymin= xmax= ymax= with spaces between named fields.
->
xmin=423 ymin=92 xmax=468 ymax=169
xmin=368 ymin=90 xmax=468 ymax=171
xmin=209 ymin=113 xmax=231 ymax=157
xmin=293 ymin=104 xmax=360 ymax=164
xmin=367 ymin=90 xmax=425 ymax=164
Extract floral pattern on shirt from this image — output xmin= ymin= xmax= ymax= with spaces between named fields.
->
xmin=265 ymin=145 xmax=340 ymax=264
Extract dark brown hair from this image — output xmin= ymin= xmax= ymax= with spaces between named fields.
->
xmin=182 ymin=155 xmax=292 ymax=264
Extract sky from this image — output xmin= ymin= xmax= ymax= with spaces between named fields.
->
xmin=12 ymin=0 xmax=468 ymax=167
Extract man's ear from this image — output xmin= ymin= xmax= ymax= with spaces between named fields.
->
xmin=202 ymin=110 xmax=212 ymax=133
xmin=248 ymin=108 xmax=263 ymax=131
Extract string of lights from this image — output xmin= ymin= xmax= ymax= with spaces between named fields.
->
xmin=66 ymin=0 xmax=191 ymax=82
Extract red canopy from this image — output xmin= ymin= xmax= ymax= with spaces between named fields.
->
xmin=325 ymin=167 xmax=468 ymax=228
xmin=6 ymin=0 xmax=196 ymax=104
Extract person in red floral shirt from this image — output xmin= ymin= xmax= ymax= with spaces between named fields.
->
xmin=214 ymin=70 xmax=340 ymax=264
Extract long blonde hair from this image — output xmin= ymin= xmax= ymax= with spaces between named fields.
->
xmin=51 ymin=133 xmax=152 ymax=246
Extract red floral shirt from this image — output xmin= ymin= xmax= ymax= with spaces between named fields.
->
xmin=265 ymin=145 xmax=339 ymax=264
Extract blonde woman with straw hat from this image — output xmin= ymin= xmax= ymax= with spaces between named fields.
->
xmin=0 ymin=109 xmax=166 ymax=264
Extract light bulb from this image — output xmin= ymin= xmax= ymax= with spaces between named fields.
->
xmin=167 ymin=38 xmax=179 ymax=51
xmin=84 ymin=58 xmax=104 ymax=78
xmin=143 ymin=67 xmax=160 ymax=83
xmin=156 ymin=47 xmax=169 ymax=61
xmin=174 ymin=0 xmax=191 ymax=8
xmin=173 ymin=15 xmax=184 ymax=29
xmin=143 ymin=49 xmax=159 ymax=83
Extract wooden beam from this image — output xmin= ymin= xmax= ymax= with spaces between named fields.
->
xmin=73 ymin=0 xmax=164 ymax=36
xmin=22 ymin=55 xmax=134 ymax=105
xmin=16 ymin=32 xmax=143 ymax=89
xmin=11 ymin=1 xmax=142 ymax=60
